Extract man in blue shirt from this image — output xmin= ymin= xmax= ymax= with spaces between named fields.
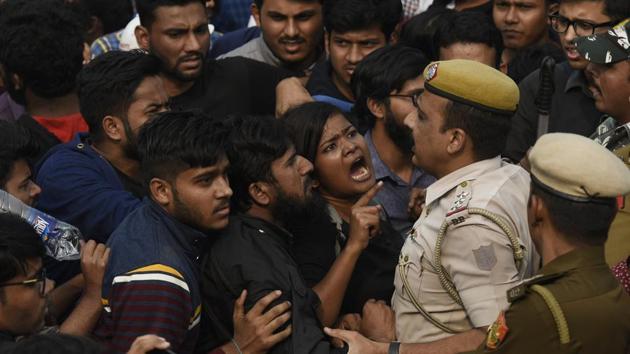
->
xmin=352 ymin=45 xmax=435 ymax=236
xmin=36 ymin=51 xmax=168 ymax=244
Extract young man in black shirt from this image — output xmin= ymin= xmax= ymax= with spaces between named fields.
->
xmin=202 ymin=115 xmax=348 ymax=353
xmin=134 ymin=0 xmax=292 ymax=117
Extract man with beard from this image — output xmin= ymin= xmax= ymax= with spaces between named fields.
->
xmin=503 ymin=0 xmax=629 ymax=162
xmin=36 ymin=51 xmax=168 ymax=245
xmin=134 ymin=0 xmax=292 ymax=117
xmin=96 ymin=111 xmax=292 ymax=354
xmin=351 ymin=45 xmax=435 ymax=237
xmin=219 ymin=0 xmax=325 ymax=76
xmin=201 ymin=115 xmax=348 ymax=353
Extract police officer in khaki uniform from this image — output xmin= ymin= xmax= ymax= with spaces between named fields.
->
xmin=575 ymin=19 xmax=630 ymax=266
xmin=470 ymin=133 xmax=630 ymax=353
xmin=325 ymin=60 xmax=538 ymax=354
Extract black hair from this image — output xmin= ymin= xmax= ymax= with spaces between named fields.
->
xmin=560 ymin=0 xmax=630 ymax=22
xmin=0 ymin=0 xmax=86 ymax=104
xmin=137 ymin=110 xmax=228 ymax=184
xmin=530 ymin=181 xmax=617 ymax=245
xmin=253 ymin=0 xmax=322 ymax=8
xmin=398 ymin=7 xmax=454 ymax=61
xmin=8 ymin=333 xmax=105 ymax=354
xmin=323 ymin=0 xmax=402 ymax=39
xmin=441 ymin=101 xmax=512 ymax=160
xmin=281 ymin=102 xmax=346 ymax=163
xmin=351 ymin=45 xmax=429 ymax=130
xmin=225 ymin=115 xmax=291 ymax=212
xmin=507 ymin=42 xmax=566 ymax=83
xmin=434 ymin=11 xmax=504 ymax=68
xmin=137 ymin=0 xmax=206 ymax=28
xmin=0 ymin=121 xmax=40 ymax=188
xmin=80 ymin=0 xmax=134 ymax=34
xmin=77 ymin=50 xmax=162 ymax=142
xmin=0 ymin=214 xmax=44 ymax=300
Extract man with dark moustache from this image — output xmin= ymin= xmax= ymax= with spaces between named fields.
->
xmin=94 ymin=111 xmax=292 ymax=354
xmin=326 ymin=60 xmax=537 ymax=354
xmin=503 ymin=0 xmax=629 ymax=162
xmin=134 ymin=0 xmax=292 ymax=117
xmin=219 ymin=0 xmax=325 ymax=76
xmin=576 ymin=19 xmax=630 ymax=266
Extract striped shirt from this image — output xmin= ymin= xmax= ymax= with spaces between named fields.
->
xmin=94 ymin=200 xmax=205 ymax=354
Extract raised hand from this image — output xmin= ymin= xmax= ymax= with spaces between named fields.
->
xmin=347 ymin=181 xmax=384 ymax=252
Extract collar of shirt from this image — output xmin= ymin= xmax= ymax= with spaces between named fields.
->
xmin=256 ymin=36 xmax=284 ymax=68
xmin=425 ymin=156 xmax=502 ymax=206
xmin=365 ymin=129 xmax=432 ymax=187
xmin=146 ymin=198 xmax=209 ymax=261
xmin=564 ymin=63 xmax=592 ymax=98
xmin=539 ymin=245 xmax=606 ymax=275
xmin=235 ymin=213 xmax=294 ymax=249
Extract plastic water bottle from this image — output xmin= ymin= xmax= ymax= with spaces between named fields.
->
xmin=0 ymin=189 xmax=81 ymax=261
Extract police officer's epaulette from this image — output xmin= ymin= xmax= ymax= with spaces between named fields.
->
xmin=445 ymin=181 xmax=473 ymax=227
xmin=506 ymin=272 xmax=567 ymax=303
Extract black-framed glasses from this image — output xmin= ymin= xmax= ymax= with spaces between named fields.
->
xmin=549 ymin=14 xmax=615 ymax=36
xmin=389 ymin=90 xmax=424 ymax=109
xmin=0 ymin=268 xmax=47 ymax=296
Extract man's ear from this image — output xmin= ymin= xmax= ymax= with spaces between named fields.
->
xmin=251 ymin=3 xmax=261 ymax=26
xmin=367 ymin=97 xmax=386 ymax=122
xmin=150 ymin=177 xmax=172 ymax=207
xmin=446 ymin=128 xmax=467 ymax=156
xmin=528 ymin=193 xmax=548 ymax=230
xmin=248 ymin=182 xmax=272 ymax=207
xmin=102 ymin=116 xmax=125 ymax=142
xmin=135 ymin=25 xmax=151 ymax=51
xmin=324 ymin=30 xmax=330 ymax=56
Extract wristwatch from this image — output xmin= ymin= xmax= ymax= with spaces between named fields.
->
xmin=388 ymin=341 xmax=401 ymax=354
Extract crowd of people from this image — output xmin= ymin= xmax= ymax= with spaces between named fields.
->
xmin=0 ymin=0 xmax=629 ymax=353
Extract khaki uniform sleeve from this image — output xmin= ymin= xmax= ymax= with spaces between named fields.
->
xmin=441 ymin=222 xmax=522 ymax=327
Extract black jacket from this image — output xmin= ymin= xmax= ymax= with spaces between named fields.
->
xmin=200 ymin=214 xmax=344 ymax=354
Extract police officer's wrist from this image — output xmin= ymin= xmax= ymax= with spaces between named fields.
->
xmin=388 ymin=341 xmax=400 ymax=354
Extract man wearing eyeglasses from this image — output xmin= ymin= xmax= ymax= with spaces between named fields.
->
xmin=503 ymin=0 xmax=629 ymax=163
xmin=351 ymin=45 xmax=436 ymax=238
xmin=0 ymin=213 xmax=109 ymax=351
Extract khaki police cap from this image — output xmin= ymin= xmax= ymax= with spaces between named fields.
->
xmin=423 ymin=59 xmax=519 ymax=115
xmin=529 ymin=133 xmax=630 ymax=202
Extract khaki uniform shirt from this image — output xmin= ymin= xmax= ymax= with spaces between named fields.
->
xmin=392 ymin=157 xmax=537 ymax=343
xmin=471 ymin=246 xmax=630 ymax=353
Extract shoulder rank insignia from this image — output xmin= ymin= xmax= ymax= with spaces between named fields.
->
xmin=445 ymin=181 xmax=473 ymax=226
xmin=485 ymin=311 xmax=509 ymax=350
xmin=507 ymin=272 xmax=566 ymax=303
